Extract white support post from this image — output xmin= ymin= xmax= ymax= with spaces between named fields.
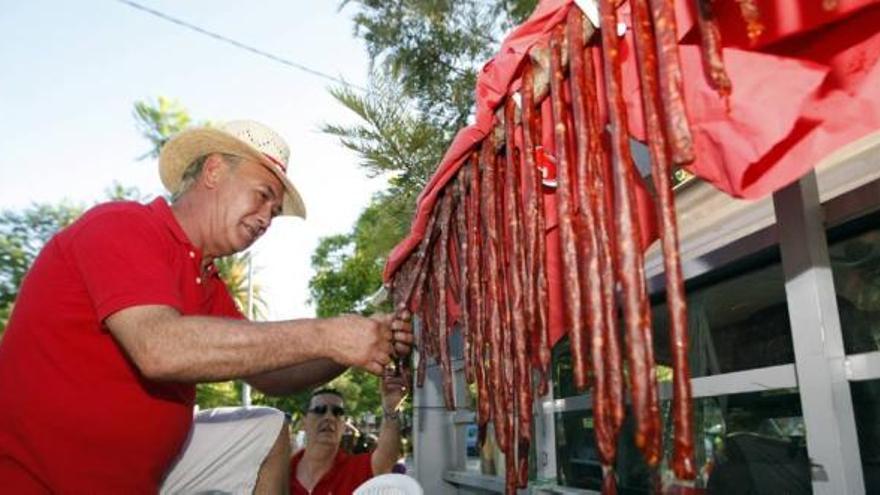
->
xmin=534 ymin=379 xmax=558 ymax=486
xmin=773 ymin=170 xmax=864 ymax=494
xmin=412 ymin=321 xmax=456 ymax=493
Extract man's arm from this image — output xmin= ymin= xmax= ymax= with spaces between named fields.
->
xmin=245 ymin=311 xmax=415 ymax=396
xmin=371 ymin=373 xmax=407 ymax=475
xmin=245 ymin=359 xmax=346 ymax=396
xmin=105 ymin=306 xmax=394 ymax=382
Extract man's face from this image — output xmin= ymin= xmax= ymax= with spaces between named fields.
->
xmin=304 ymin=393 xmax=346 ymax=448
xmin=209 ymin=155 xmax=284 ymax=256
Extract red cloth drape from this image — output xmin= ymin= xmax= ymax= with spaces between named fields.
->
xmin=384 ymin=0 xmax=880 ymax=346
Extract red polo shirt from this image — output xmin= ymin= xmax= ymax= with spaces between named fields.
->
xmin=0 ymin=198 xmax=243 ymax=493
xmin=290 ymin=449 xmax=375 ymax=495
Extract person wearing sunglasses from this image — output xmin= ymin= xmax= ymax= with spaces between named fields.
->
xmin=291 ymin=371 xmax=407 ymax=494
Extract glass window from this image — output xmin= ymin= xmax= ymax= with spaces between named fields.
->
xmin=552 ymin=336 xmax=576 ymax=399
xmin=463 ymin=422 xmax=501 ymax=475
xmin=555 ymin=389 xmax=811 ymax=494
xmin=651 ymin=250 xmax=793 ymax=380
xmin=828 ymin=212 xmax=880 ymax=354
xmin=850 ymin=380 xmax=880 ymax=493
xmin=553 ymin=248 xmax=794 ymax=400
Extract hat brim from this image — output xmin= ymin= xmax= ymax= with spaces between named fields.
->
xmin=158 ymin=127 xmax=306 ymax=218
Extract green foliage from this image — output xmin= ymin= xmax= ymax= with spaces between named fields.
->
xmin=322 ymin=75 xmax=445 ymax=197
xmin=313 ymin=1 xmax=539 ymax=321
xmin=312 ymin=1 xmax=539 ymax=423
xmin=253 ymin=368 xmax=385 ymax=427
xmin=0 ymin=202 xmax=85 ymax=331
xmin=104 ymin=181 xmax=151 ymax=202
xmin=0 ymin=303 xmax=13 ymax=338
xmin=214 ymin=253 xmax=267 ymax=320
xmin=133 ymin=96 xmax=192 ymax=160
xmin=326 ymin=368 xmax=383 ymax=417
xmin=309 ymin=233 xmax=379 ymax=317
xmin=309 ymin=192 xmax=411 ymax=317
xmin=341 ymin=0 xmax=537 ymax=130
xmin=196 ymin=381 xmax=242 ymax=409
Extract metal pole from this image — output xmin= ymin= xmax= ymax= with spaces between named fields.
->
xmin=773 ymin=170 xmax=864 ymax=494
xmin=242 ymin=254 xmax=253 ymax=407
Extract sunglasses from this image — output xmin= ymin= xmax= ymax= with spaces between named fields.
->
xmin=308 ymin=404 xmax=345 ymax=417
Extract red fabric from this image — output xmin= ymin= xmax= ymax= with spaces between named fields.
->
xmin=384 ymin=0 xmax=577 ymax=286
xmin=383 ymin=0 xmax=658 ymax=347
xmin=0 ymin=198 xmax=243 ymax=493
xmin=289 ymin=449 xmax=374 ymax=495
xmin=384 ymin=0 xmax=880 ymax=348
xmin=621 ymin=0 xmax=880 ymax=198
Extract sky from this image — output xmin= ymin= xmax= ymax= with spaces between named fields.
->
xmin=0 ymin=0 xmax=389 ymax=320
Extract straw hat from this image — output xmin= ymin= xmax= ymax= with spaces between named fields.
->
xmin=158 ymin=120 xmax=306 ymax=218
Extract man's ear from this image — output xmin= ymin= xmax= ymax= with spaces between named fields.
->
xmin=200 ymin=154 xmax=227 ymax=190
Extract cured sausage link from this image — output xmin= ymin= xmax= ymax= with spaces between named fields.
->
xmin=549 ymin=26 xmax=589 ymax=392
xmin=598 ymin=0 xmax=659 ymax=464
xmin=479 ymin=133 xmax=509 ymax=454
xmin=649 ymin=0 xmax=695 ymax=164
xmin=633 ymin=0 xmax=693 ymax=469
xmin=566 ymin=8 xmax=616 ymax=467
xmin=521 ymin=63 xmax=552 ymax=396
xmin=504 ymin=97 xmax=532 ymax=488
xmin=494 ymin=149 xmax=517 ymax=493
xmin=695 ymin=0 xmax=732 ymax=98
xmin=454 ymin=171 xmax=474 ymax=386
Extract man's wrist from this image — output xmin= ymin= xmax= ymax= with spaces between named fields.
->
xmin=315 ymin=317 xmax=340 ymax=362
xmin=382 ymin=407 xmax=401 ymax=423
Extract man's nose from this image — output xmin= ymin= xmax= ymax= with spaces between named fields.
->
xmin=256 ymin=206 xmax=272 ymax=229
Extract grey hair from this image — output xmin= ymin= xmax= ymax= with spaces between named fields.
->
xmin=171 ymin=153 xmax=242 ymax=201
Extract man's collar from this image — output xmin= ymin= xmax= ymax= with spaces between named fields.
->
xmin=147 ymin=197 xmax=196 ymax=248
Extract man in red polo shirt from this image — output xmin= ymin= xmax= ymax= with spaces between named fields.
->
xmin=290 ymin=372 xmax=407 ymax=495
xmin=0 ymin=120 xmax=413 ymax=494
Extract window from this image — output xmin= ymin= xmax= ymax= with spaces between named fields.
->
xmin=851 ymin=380 xmax=880 ymax=493
xmin=554 ymin=390 xmax=810 ymax=493
xmin=651 ymin=250 xmax=793 ymax=379
xmin=828 ymin=211 xmax=880 ymax=354
xmin=552 ymin=244 xmax=810 ymax=492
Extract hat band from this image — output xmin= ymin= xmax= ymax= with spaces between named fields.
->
xmin=262 ymin=153 xmax=288 ymax=173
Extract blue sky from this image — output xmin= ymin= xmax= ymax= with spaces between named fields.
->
xmin=0 ymin=0 xmax=388 ymax=319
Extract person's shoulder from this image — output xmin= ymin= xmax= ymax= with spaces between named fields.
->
xmin=70 ymin=200 xmax=160 ymax=233
xmin=80 ymin=200 xmax=153 ymax=222
xmin=57 ymin=199 xmax=167 ymax=248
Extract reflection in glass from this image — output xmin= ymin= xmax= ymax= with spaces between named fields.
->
xmin=554 ymin=389 xmax=811 ymax=494
xmin=652 ymin=256 xmax=793 ymax=380
xmin=850 ymin=380 xmax=880 ymax=492
xmin=829 ymin=221 xmax=880 ymax=354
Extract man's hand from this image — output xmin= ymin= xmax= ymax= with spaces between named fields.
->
xmin=372 ymin=367 xmax=408 ymax=474
xmin=322 ymin=314 xmax=394 ymax=376
xmin=381 ymin=370 xmax=408 ymax=413
xmin=376 ymin=308 xmax=414 ymax=358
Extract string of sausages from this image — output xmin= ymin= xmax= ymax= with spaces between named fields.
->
xmin=382 ymin=0 xmax=769 ymax=490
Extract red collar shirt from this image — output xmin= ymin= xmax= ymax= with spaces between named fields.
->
xmin=0 ymin=198 xmax=243 ymax=493
xmin=290 ymin=449 xmax=374 ymax=495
